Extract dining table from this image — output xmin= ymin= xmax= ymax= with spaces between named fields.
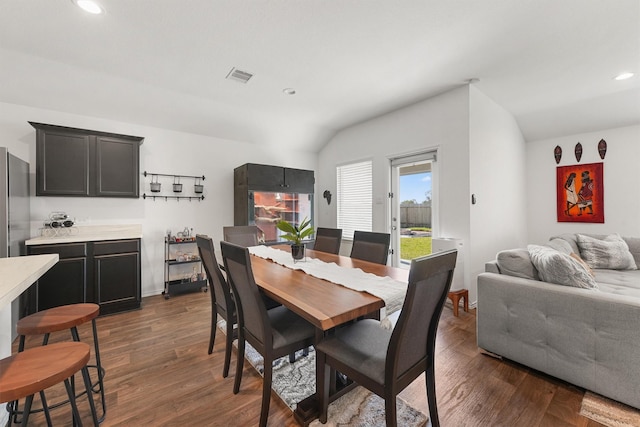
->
xmin=248 ymin=244 xmax=409 ymax=425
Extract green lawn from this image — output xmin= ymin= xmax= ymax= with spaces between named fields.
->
xmin=400 ymin=236 xmax=432 ymax=260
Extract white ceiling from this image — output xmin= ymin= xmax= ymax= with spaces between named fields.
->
xmin=1 ymin=0 xmax=638 ymax=152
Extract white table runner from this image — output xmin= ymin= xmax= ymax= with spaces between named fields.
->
xmin=248 ymin=245 xmax=407 ymax=328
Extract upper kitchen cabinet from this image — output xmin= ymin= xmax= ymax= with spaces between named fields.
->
xmin=235 ymin=163 xmax=314 ymax=194
xmin=30 ymin=122 xmax=143 ymax=198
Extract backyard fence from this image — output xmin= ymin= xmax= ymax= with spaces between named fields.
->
xmin=400 ymin=205 xmax=431 ymax=228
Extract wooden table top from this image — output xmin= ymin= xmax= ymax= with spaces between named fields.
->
xmin=250 ymin=246 xmax=409 ymax=331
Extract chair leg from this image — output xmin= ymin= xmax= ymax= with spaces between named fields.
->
xmin=426 ymin=364 xmax=440 ymax=427
xmin=223 ymin=319 xmax=234 ymax=377
xmin=233 ymin=337 xmax=245 ymax=394
xmin=208 ymin=308 xmax=217 ymax=355
xmin=40 ymin=390 xmax=53 ymax=426
xmin=259 ymin=357 xmax=272 ymax=427
xmin=90 ymin=319 xmax=106 ymax=423
xmin=317 ymin=351 xmax=331 ymax=424
xmin=63 ymin=378 xmax=83 ymax=427
xmin=81 ymin=365 xmax=100 ymax=426
xmin=289 ymin=352 xmax=296 ymax=363
xmin=384 ymin=392 xmax=398 ymax=427
xmin=20 ymin=395 xmax=34 ymax=427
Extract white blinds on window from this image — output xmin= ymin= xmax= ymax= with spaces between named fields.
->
xmin=337 ymin=160 xmax=372 ymax=241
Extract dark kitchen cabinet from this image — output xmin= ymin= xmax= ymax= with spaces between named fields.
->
xmin=93 ymin=239 xmax=141 ymax=315
xmin=236 ymin=163 xmax=315 ymax=193
xmin=26 ymin=239 xmax=141 ymax=316
xmin=30 ymin=122 xmax=143 ymax=198
xmin=27 ymin=243 xmax=87 ymax=312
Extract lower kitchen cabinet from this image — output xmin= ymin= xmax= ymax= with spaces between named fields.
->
xmin=26 ymin=239 xmax=141 ymax=316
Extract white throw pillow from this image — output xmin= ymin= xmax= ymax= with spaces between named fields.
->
xmin=576 ymin=234 xmax=637 ymax=270
xmin=527 ymin=244 xmax=599 ymax=289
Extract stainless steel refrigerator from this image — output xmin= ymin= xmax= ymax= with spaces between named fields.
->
xmin=0 ymin=147 xmax=31 ymax=337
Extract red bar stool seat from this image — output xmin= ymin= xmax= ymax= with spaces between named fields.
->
xmin=0 ymin=342 xmax=99 ymax=426
xmin=12 ymin=303 xmax=106 ymax=423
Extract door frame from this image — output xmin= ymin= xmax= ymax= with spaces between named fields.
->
xmin=388 ymin=150 xmax=439 ymax=268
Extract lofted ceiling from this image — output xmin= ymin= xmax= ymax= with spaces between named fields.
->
xmin=0 ymin=0 xmax=638 ymax=152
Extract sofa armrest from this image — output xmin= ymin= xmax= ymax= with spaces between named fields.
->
xmin=477 ymin=272 xmax=640 ymax=409
xmin=485 ymin=260 xmax=500 ymax=274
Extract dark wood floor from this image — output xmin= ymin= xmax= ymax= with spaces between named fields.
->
xmin=13 ymin=291 xmax=604 ymax=426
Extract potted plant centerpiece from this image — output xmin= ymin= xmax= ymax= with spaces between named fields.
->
xmin=276 ymin=217 xmax=314 ymax=260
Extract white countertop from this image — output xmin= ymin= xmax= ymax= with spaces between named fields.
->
xmin=0 ymin=254 xmax=58 ymax=310
xmin=26 ymin=224 xmax=143 ymax=246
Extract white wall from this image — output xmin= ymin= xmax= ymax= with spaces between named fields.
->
xmin=469 ymin=86 xmax=528 ymax=302
xmin=526 ymin=124 xmax=640 ymax=243
xmin=317 ymin=86 xmax=473 ymax=275
xmin=0 ymin=101 xmax=318 ymax=297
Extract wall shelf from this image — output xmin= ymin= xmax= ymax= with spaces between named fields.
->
xmin=143 ymin=170 xmax=205 ymax=201
xmin=143 ymin=194 xmax=205 ymax=201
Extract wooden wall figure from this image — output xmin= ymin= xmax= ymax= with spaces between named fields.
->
xmin=554 ymin=145 xmax=562 ymax=164
xmin=574 ymin=142 xmax=583 ymax=162
xmin=598 ymin=139 xmax=607 ymax=159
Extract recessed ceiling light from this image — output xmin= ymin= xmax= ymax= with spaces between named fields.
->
xmin=614 ymin=72 xmax=634 ymax=81
xmin=72 ymin=0 xmax=104 ymax=14
xmin=283 ymin=88 xmax=296 ymax=95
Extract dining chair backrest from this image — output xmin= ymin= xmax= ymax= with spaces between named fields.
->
xmin=313 ymin=227 xmax=342 ymax=255
xmin=196 ymin=234 xmax=234 ymax=318
xmin=350 ymin=230 xmax=391 ymax=265
xmin=220 ymin=241 xmax=271 ymax=349
xmin=387 ymin=249 xmax=457 ymax=385
xmin=223 ymin=225 xmax=260 ymax=247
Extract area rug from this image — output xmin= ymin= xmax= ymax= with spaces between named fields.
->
xmin=580 ymin=392 xmax=640 ymax=427
xmin=218 ymin=320 xmax=428 ymax=426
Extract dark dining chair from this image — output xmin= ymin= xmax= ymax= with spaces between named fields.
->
xmin=220 ymin=241 xmax=316 ymax=427
xmin=315 ymin=249 xmax=457 ymax=427
xmin=313 ymin=227 xmax=342 ymax=255
xmin=196 ymin=235 xmax=237 ymax=378
xmin=350 ymin=230 xmax=391 ymax=265
xmin=223 ymin=225 xmax=262 ymax=247
xmin=222 ymin=226 xmax=281 ymax=309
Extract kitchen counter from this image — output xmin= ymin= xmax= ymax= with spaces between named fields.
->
xmin=26 ymin=224 xmax=142 ymax=246
xmin=0 ymin=254 xmax=58 ymax=310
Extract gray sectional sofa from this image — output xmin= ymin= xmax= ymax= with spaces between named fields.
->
xmin=477 ymin=233 xmax=640 ymax=409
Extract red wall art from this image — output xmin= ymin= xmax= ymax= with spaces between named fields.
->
xmin=556 ymin=162 xmax=604 ymax=223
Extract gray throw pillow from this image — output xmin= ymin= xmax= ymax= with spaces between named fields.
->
xmin=496 ymin=248 xmax=539 ymax=280
xmin=576 ymin=233 xmax=637 ymax=270
xmin=527 ymin=244 xmax=598 ymax=289
xmin=547 ymin=238 xmax=573 ymax=255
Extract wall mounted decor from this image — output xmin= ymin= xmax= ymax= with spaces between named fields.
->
xmin=143 ymin=171 xmax=205 ymax=201
xmin=323 ymin=190 xmax=332 ymax=205
xmin=574 ymin=142 xmax=583 ymax=162
xmin=554 ymin=145 xmax=562 ymax=164
xmin=598 ymin=139 xmax=607 ymax=159
xmin=556 ymin=162 xmax=604 ymax=223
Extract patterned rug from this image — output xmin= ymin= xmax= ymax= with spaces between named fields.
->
xmin=218 ymin=320 xmax=428 ymax=426
xmin=580 ymin=392 xmax=640 ymax=427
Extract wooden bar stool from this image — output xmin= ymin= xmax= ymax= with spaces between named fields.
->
xmin=13 ymin=303 xmax=106 ymax=422
xmin=0 ymin=342 xmax=99 ymax=426
xmin=447 ymin=289 xmax=469 ymax=317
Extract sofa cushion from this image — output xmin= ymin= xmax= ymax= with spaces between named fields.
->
xmin=547 ymin=238 xmax=574 ymax=255
xmin=623 ymin=236 xmax=640 ymax=269
xmin=576 ymin=234 xmax=637 ymax=270
xmin=527 ymin=244 xmax=598 ymax=289
xmin=496 ymin=248 xmax=539 ymax=280
xmin=570 ymin=253 xmax=594 ymax=277
xmin=594 ymin=269 xmax=640 ymax=292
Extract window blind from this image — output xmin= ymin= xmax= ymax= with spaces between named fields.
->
xmin=337 ymin=160 xmax=372 ymax=240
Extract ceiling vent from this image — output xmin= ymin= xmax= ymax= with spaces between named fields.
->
xmin=226 ymin=67 xmax=253 ymax=84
